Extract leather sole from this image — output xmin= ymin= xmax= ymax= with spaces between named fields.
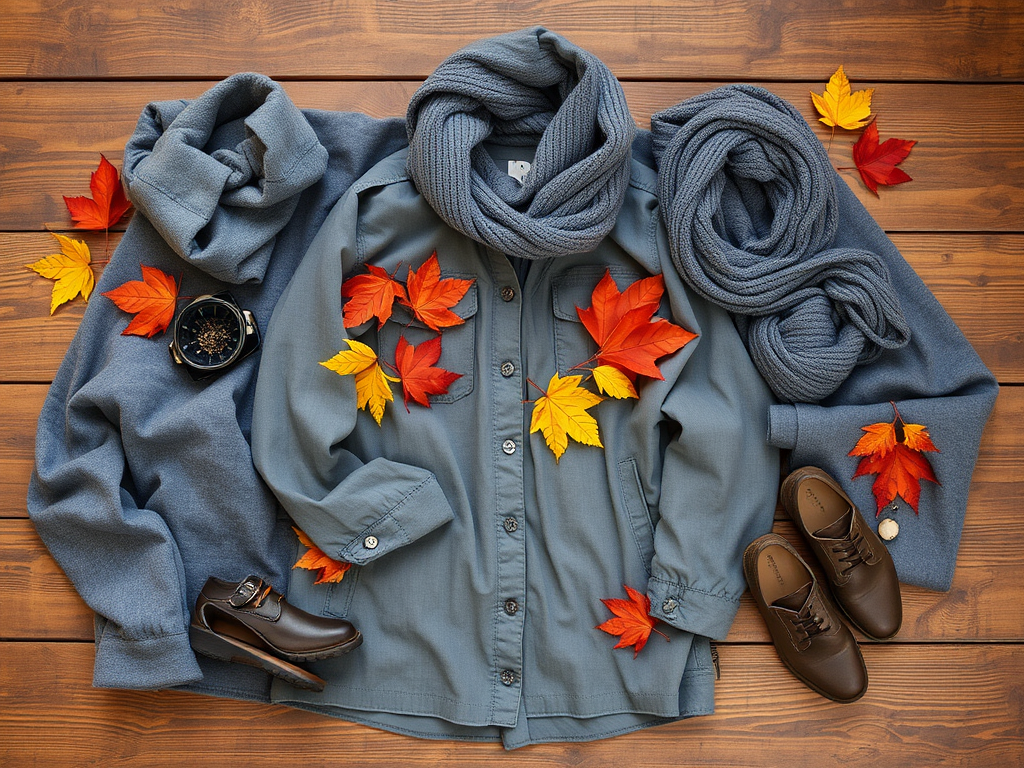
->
xmin=189 ymin=624 xmax=360 ymax=692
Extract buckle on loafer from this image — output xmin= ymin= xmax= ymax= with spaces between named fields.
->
xmin=229 ymin=576 xmax=265 ymax=607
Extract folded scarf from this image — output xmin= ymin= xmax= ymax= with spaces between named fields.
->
xmin=651 ymin=85 xmax=910 ymax=402
xmin=406 ymin=27 xmax=635 ymax=260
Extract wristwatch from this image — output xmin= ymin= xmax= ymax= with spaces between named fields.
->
xmin=168 ymin=293 xmax=261 ymax=380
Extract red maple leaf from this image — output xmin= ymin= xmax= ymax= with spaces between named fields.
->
xmin=341 ymin=264 xmax=408 ymax=328
xmin=851 ymin=121 xmax=916 ymax=196
xmin=596 ymin=584 xmax=669 ymax=658
xmin=101 ymin=264 xmax=179 ymax=337
xmin=401 ymin=251 xmax=474 ymax=331
xmin=292 ymin=527 xmax=352 ymax=585
xmin=849 ymin=402 xmax=940 ymax=514
xmin=577 ymin=270 xmax=696 ymax=380
xmin=393 ymin=334 xmax=462 ymax=409
xmin=63 ymin=155 xmax=133 ymax=230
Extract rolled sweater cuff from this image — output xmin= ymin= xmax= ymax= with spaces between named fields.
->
xmin=767 ymin=403 xmax=798 ymax=450
xmin=92 ymin=618 xmax=203 ymax=690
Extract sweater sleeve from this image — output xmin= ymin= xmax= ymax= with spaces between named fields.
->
xmin=251 ymin=180 xmax=456 ymax=566
xmin=29 ymin=355 xmax=203 ymax=688
xmin=766 ymin=180 xmax=998 ymax=592
xmin=645 ymin=224 xmax=781 ymax=641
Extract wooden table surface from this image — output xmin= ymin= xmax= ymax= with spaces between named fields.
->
xmin=1 ymin=2 xmax=1022 ymax=766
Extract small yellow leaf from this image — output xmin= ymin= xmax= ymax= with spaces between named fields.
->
xmin=592 ymin=365 xmax=638 ymax=399
xmin=530 ymin=373 xmax=604 ymax=462
xmin=321 ymin=339 xmax=399 ymax=425
xmin=320 ymin=338 xmax=378 ymax=376
xmin=810 ymin=65 xmax=874 ymax=131
xmin=26 ymin=233 xmax=95 ymax=314
xmin=356 ymin=362 xmax=399 ymax=425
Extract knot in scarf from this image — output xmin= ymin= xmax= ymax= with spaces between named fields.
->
xmin=406 ymin=27 xmax=635 ymax=260
xmin=651 ymin=85 xmax=910 ymax=402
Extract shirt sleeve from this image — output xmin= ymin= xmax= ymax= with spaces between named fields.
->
xmin=251 ymin=182 xmax=457 ymax=566
xmin=766 ymin=180 xmax=998 ymax=592
xmin=644 ymin=224 xmax=781 ymax=641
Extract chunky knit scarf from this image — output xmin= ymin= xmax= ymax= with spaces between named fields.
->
xmin=406 ymin=27 xmax=635 ymax=260
xmin=651 ymin=85 xmax=910 ymax=402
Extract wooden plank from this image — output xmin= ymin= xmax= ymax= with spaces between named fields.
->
xmin=0 ymin=642 xmax=1020 ymax=767
xmin=3 ymin=232 xmax=1020 ymax=383
xmin=3 ymin=389 xmax=1021 ymax=643
xmin=0 ymin=385 xmax=45 ymax=517
xmin=1 ymin=82 xmax=1022 ymax=232
xmin=0 ymin=0 xmax=1021 ymax=81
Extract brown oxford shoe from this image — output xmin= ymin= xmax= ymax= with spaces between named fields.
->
xmin=781 ymin=466 xmax=902 ymax=641
xmin=744 ymin=534 xmax=868 ymax=703
xmin=189 ymin=575 xmax=362 ymax=691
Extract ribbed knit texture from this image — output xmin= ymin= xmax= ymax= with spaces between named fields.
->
xmin=651 ymin=85 xmax=911 ymax=402
xmin=406 ymin=26 xmax=635 ymax=259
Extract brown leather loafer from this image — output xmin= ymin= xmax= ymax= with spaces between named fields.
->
xmin=781 ymin=466 xmax=902 ymax=641
xmin=189 ymin=575 xmax=362 ymax=691
xmin=744 ymin=534 xmax=868 ymax=703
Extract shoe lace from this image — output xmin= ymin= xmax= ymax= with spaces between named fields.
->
xmin=831 ymin=530 xmax=873 ymax=575
xmin=790 ymin=602 xmax=831 ymax=649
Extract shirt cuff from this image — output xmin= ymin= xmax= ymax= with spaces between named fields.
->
xmin=337 ymin=473 xmax=455 ymax=565
xmin=646 ymin=577 xmax=741 ymax=641
xmin=767 ymin=403 xmax=799 ymax=450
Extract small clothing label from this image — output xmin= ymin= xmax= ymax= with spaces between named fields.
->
xmin=507 ymin=160 xmax=532 ymax=184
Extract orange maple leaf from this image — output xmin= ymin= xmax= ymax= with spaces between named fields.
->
xmin=341 ymin=264 xmax=408 ymax=329
xmin=292 ymin=527 xmax=352 ymax=585
xmin=63 ymin=155 xmax=133 ymax=231
xmin=101 ymin=264 xmax=179 ymax=337
xmin=393 ymin=334 xmax=462 ymax=409
xmin=577 ymin=270 xmax=696 ymax=380
xmin=596 ymin=584 xmax=669 ymax=658
xmin=401 ymin=251 xmax=474 ymax=331
xmin=849 ymin=402 xmax=940 ymax=514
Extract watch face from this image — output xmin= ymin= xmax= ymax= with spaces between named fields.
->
xmin=174 ymin=298 xmax=245 ymax=371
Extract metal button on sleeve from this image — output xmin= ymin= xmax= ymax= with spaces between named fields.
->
xmin=500 ymin=669 xmax=517 ymax=686
xmin=501 ymin=439 xmax=516 ymax=455
xmin=503 ymin=598 xmax=519 ymax=616
xmin=503 ymin=516 xmax=519 ymax=533
xmin=500 ymin=360 xmax=516 ymax=377
xmin=364 ymin=535 xmax=379 ymax=550
xmin=500 ymin=285 xmax=516 ymax=302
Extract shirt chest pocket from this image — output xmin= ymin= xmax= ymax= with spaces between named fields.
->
xmin=377 ymin=281 xmax=478 ymax=403
xmin=551 ymin=265 xmax=664 ymax=375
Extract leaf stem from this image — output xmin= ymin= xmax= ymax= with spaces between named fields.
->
xmin=652 ymin=626 xmax=670 ymax=642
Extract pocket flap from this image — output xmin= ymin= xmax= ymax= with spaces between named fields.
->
xmin=390 ymin=280 xmax=478 ymax=328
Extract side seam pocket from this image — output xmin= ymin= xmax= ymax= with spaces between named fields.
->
xmin=618 ymin=456 xmax=656 ymax=575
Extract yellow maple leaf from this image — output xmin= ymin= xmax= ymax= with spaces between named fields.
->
xmin=530 ymin=373 xmax=604 ymax=462
xmin=591 ymin=364 xmax=638 ymax=399
xmin=811 ymin=65 xmax=874 ymax=133
xmin=320 ymin=339 xmax=399 ymax=425
xmin=26 ymin=233 xmax=95 ymax=314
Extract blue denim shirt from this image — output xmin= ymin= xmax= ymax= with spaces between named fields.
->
xmin=251 ymin=146 xmax=780 ymax=748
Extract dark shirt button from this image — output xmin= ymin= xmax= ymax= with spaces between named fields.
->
xmin=503 ymin=598 xmax=519 ymax=616
xmin=500 ymin=360 xmax=515 ymax=377
xmin=503 ymin=517 xmax=518 ymax=533
xmin=500 ymin=286 xmax=516 ymax=302
xmin=500 ymin=669 xmax=517 ymax=686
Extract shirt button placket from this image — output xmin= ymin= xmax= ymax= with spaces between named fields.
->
xmin=489 ymin=261 xmax=526 ymax=723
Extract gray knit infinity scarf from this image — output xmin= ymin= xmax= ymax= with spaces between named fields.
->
xmin=651 ymin=85 xmax=910 ymax=402
xmin=406 ymin=27 xmax=635 ymax=259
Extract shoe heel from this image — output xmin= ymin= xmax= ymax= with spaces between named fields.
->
xmin=189 ymin=623 xmax=241 ymax=662
xmin=189 ymin=624 xmax=327 ymax=692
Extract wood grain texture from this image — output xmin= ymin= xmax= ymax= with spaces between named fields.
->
xmin=3 ymin=232 xmax=1020 ymax=383
xmin=1 ymin=642 xmax=1020 ymax=767
xmin=1 ymin=0 xmax=1021 ymax=81
xmin=1 ymin=82 xmax=1021 ymax=232
xmin=3 ymin=389 xmax=1021 ymax=643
